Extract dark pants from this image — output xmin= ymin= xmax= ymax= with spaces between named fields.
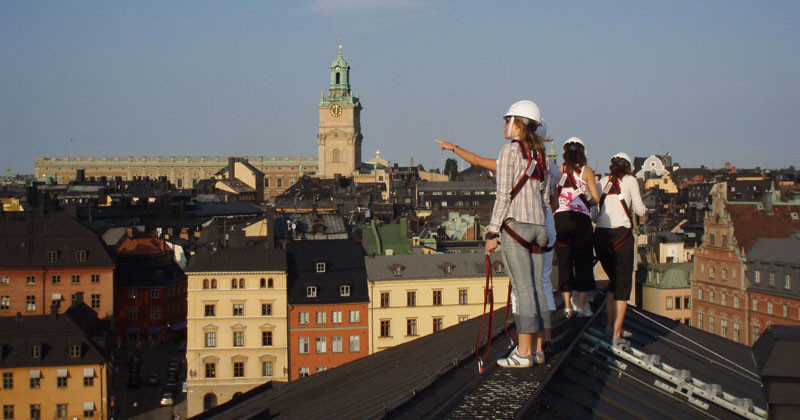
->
xmin=595 ymin=227 xmax=634 ymax=301
xmin=554 ymin=211 xmax=595 ymax=292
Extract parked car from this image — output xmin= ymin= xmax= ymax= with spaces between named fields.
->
xmin=160 ymin=388 xmax=175 ymax=406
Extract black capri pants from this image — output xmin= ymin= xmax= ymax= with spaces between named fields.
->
xmin=594 ymin=227 xmax=634 ymax=301
xmin=554 ymin=211 xmax=596 ymax=293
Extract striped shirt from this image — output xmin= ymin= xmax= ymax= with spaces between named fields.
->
xmin=488 ymin=142 xmax=549 ymax=232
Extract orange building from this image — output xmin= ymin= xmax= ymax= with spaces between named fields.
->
xmin=287 ymin=240 xmax=369 ymax=381
xmin=0 ymin=211 xmax=115 ymax=319
xmin=0 ymin=303 xmax=111 ymax=420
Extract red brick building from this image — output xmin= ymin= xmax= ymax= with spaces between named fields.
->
xmin=0 ymin=211 xmax=114 ymax=319
xmin=746 ymin=237 xmax=800 ymax=343
xmin=113 ymin=229 xmax=187 ymax=342
xmin=287 ymin=240 xmax=369 ymax=381
xmin=692 ymin=183 xmax=800 ymax=345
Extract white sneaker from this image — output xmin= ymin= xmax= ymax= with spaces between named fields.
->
xmin=497 ymin=349 xmax=533 ymax=368
xmin=564 ymin=308 xmax=574 ymax=319
xmin=577 ymin=307 xmax=593 ymax=318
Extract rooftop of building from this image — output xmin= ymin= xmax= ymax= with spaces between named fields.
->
xmin=727 ymin=203 xmax=800 ymax=253
xmin=365 ymin=252 xmax=506 ymax=281
xmin=746 ymin=236 xmax=800 ymax=265
xmin=185 ymin=246 xmax=286 ymax=273
xmin=286 ymin=239 xmax=369 ymax=305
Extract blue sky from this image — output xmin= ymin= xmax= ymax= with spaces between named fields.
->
xmin=1 ymin=0 xmax=799 ymax=174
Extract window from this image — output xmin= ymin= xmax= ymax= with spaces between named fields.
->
xmin=233 ymin=331 xmax=244 ymax=347
xmin=407 ymin=291 xmax=416 ymax=307
xmin=721 ymin=319 xmax=728 ymax=338
xmin=231 ymin=278 xmax=238 ymax=289
xmin=262 ymin=303 xmax=272 ymax=316
xmin=203 ymin=279 xmax=209 ymax=289
xmin=493 ymin=262 xmax=504 ymax=273
xmin=675 ymin=296 xmax=682 ymax=309
xmin=30 ymin=374 xmax=40 ymax=389
xmin=433 ymin=317 xmax=443 ymax=333
xmin=84 ymin=375 xmax=94 ymax=387
xmin=733 ymin=296 xmax=739 ymax=309
xmin=459 ymin=316 xmax=469 ymax=323
xmin=349 ymin=309 xmax=359 ymax=323
xmin=205 ymin=304 xmax=215 ymax=317
xmin=407 ymin=318 xmax=417 ymax=336
xmin=391 ymin=264 xmax=403 ymax=276
xmin=233 ymin=303 xmax=244 ymax=316
xmin=769 ymin=271 xmax=776 ymax=287
xmin=344 ymin=336 xmax=359 ymax=354
xmin=47 ymin=251 xmax=58 ymax=263
xmin=265 ymin=178 xmax=270 ymax=188
xmin=752 ymin=298 xmax=758 ymax=311
xmin=708 ymin=315 xmax=715 ymax=334
xmin=150 ymin=289 xmax=159 ymax=299
xmin=316 ymin=311 xmax=327 ymax=324
xmin=26 ymin=295 xmax=35 ymax=311
xmin=380 ymin=292 xmax=390 ymax=308
xmin=666 ymin=296 xmax=673 ymax=310
xmin=70 ymin=345 xmax=80 ymax=357
xmin=710 ymin=290 xmax=715 ymax=303
xmin=722 ymin=235 xmax=728 ymax=248
xmin=459 ymin=289 xmax=468 ymax=305
xmin=298 ymin=311 xmax=309 ymax=324
xmin=755 ymin=271 xmax=761 ymax=284
xmin=316 ymin=366 xmax=326 ymax=373
xmin=268 ymin=278 xmax=274 ymax=288
xmin=71 ymin=274 xmax=80 ymax=284
xmin=57 ymin=376 xmax=67 ymax=388
xmin=128 ymin=306 xmax=137 ymax=320
xmin=29 ymin=405 xmax=40 ymax=420
xmin=332 ymin=311 xmax=342 ymax=324
xmin=698 ymin=289 xmax=703 ymax=301
xmin=721 ymin=268 xmax=727 ymax=280
xmin=443 ymin=263 xmax=453 ymax=275
xmin=768 ymin=302 xmax=773 ymax=315
xmin=299 ymin=367 xmax=309 ymax=378
xmin=709 ymin=266 xmax=715 ymax=279
xmin=75 ymin=250 xmax=87 ymax=262
xmin=316 ymin=336 xmax=327 ymax=353
xmin=205 ymin=363 xmax=215 ymax=378
xmin=262 ymin=331 xmax=272 ymax=346
xmin=233 ymin=362 xmax=244 ymax=378
xmin=340 ymin=285 xmax=350 ymax=296
xmin=696 ymin=312 xmax=703 ymax=329
xmin=307 ymin=286 xmax=317 ymax=298
xmin=262 ymin=361 xmax=273 ymax=377
xmin=260 ymin=278 xmax=266 ymax=288
xmin=239 ymin=279 xmax=245 ymax=289
xmin=91 ymin=274 xmax=100 ymax=283
xmin=90 ymin=294 xmax=100 ymax=309
xmin=56 ymin=404 xmax=67 ymax=418
xmin=332 ymin=336 xmax=343 ymax=353
xmin=2 ymin=373 xmax=12 ymax=389
xmin=380 ymin=320 xmax=391 ymax=337
xmin=128 ymin=289 xmax=137 ymax=299
xmin=26 ymin=276 xmax=35 ymax=285
xmin=299 ymin=337 xmax=310 ymax=354
xmin=709 ymin=233 xmax=715 ymax=246
xmin=753 ymin=326 xmax=760 ymax=342
xmin=783 ymin=304 xmax=789 ymax=318
xmin=721 ymin=294 xmax=727 ymax=307
xmin=733 ymin=322 xmax=740 ymax=342
xmin=684 ymin=296 xmax=690 ymax=309
xmin=205 ymin=332 xmax=216 ymax=348
xmin=51 ymin=275 xmax=61 ymax=284
xmin=31 ymin=346 xmax=40 ymax=358
xmin=0 ymin=296 xmax=8 ymax=311
xmin=316 ymin=262 xmax=326 ymax=273
xmin=150 ymin=306 xmax=160 ymax=320
xmin=211 ymin=279 xmax=217 ymax=289
xmin=433 ymin=290 xmax=442 ymax=306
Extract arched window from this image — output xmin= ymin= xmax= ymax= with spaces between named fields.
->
xmin=335 ymin=72 xmax=340 ymax=84
xmin=203 ymin=279 xmax=209 ymax=289
xmin=203 ymin=393 xmax=217 ymax=411
xmin=268 ymin=278 xmax=274 ymax=288
xmin=332 ymin=149 xmax=340 ymax=163
xmin=239 ymin=278 xmax=245 ymax=289
xmin=260 ymin=278 xmax=266 ymax=289
xmin=231 ymin=279 xmax=238 ymax=289
xmin=211 ymin=279 xmax=217 ymax=289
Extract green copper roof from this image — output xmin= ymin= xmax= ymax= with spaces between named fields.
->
xmin=365 ymin=219 xmax=412 ymax=256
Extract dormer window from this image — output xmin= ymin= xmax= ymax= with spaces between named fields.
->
xmin=316 ymin=263 xmax=326 ymax=273
xmin=70 ymin=345 xmax=81 ymax=358
xmin=47 ymin=250 xmax=58 ymax=263
xmin=307 ymin=286 xmax=317 ymax=298
xmin=493 ymin=262 xmax=504 ymax=273
xmin=31 ymin=345 xmax=41 ymax=359
xmin=340 ymin=285 xmax=351 ymax=297
xmin=75 ymin=250 xmax=87 ymax=263
xmin=391 ymin=264 xmax=403 ymax=276
xmin=443 ymin=263 xmax=454 ymax=275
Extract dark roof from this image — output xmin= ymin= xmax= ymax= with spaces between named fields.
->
xmin=417 ymin=180 xmax=495 ymax=191
xmin=185 ymin=247 xmax=286 ymax=273
xmin=0 ymin=303 xmax=109 ymax=368
xmin=286 ymin=240 xmax=368 ymax=305
xmin=195 ymin=292 xmax=768 ymax=420
xmin=365 ymin=252 xmax=505 ymax=281
xmin=187 ymin=201 xmax=265 ymax=217
xmin=0 ymin=210 xmax=114 ymax=268
xmin=115 ymin=256 xmax=186 ymax=288
xmin=746 ymin=237 xmax=800 ymax=265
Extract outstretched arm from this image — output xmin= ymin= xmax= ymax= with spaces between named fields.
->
xmin=435 ymin=140 xmax=497 ymax=171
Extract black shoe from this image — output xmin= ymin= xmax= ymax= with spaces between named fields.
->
xmin=543 ymin=342 xmax=554 ymax=359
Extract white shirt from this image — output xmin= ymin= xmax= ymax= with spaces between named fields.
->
xmin=595 ymin=174 xmax=647 ymax=228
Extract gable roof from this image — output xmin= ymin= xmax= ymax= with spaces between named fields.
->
xmin=728 ymin=203 xmax=800 ymax=253
xmin=286 ymin=240 xmax=368 ymax=305
xmin=365 ymin=252 xmax=505 ymax=281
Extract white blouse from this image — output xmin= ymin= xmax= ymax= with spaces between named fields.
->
xmin=595 ymin=174 xmax=647 ymax=229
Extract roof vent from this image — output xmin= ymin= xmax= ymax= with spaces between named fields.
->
xmin=791 ymin=212 xmax=799 ymax=221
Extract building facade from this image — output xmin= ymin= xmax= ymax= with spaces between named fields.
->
xmin=185 ymin=247 xmax=288 ymax=417
xmin=286 ymin=240 xmax=369 ymax=381
xmin=365 ymin=253 xmax=508 ymax=353
xmin=317 ymin=46 xmax=363 ymax=178
xmin=0 ymin=304 xmax=111 ymax=420
xmin=746 ymin=237 xmax=800 ymax=344
xmin=0 ymin=211 xmax=114 ymax=319
xmin=639 ymin=263 xmax=692 ymax=323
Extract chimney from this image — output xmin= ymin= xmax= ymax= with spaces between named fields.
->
xmin=764 ymin=183 xmax=775 ymax=216
xmin=752 ymin=325 xmax=800 ymax=419
xmin=228 ymin=157 xmax=236 ymax=180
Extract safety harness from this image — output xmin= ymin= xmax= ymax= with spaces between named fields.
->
xmin=474 ymin=255 xmax=514 ymax=373
xmin=499 ymin=142 xmax=550 ymax=254
xmin=596 ymin=176 xmax=634 ymax=255
xmin=556 ymin=165 xmax=591 ymax=210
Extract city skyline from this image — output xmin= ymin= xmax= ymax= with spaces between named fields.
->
xmin=2 ymin=1 xmax=799 ymax=174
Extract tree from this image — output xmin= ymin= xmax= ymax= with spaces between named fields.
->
xmin=444 ymin=158 xmax=459 ymax=181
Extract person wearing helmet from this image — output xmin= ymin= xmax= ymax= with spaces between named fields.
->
xmin=477 ymin=100 xmax=552 ymax=368
xmin=554 ymin=137 xmax=601 ymax=319
xmin=435 ymin=121 xmax=559 ymax=353
xmin=595 ymin=152 xmax=647 ymax=348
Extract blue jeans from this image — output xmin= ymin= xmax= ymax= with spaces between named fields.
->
xmin=501 ymin=219 xmax=551 ymax=334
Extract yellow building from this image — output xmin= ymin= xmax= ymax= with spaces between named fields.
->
xmin=0 ymin=304 xmax=110 ymax=420
xmin=184 ymin=247 xmax=288 ymax=417
xmin=365 ymin=253 xmax=508 ymax=353
xmin=644 ymin=172 xmax=678 ymax=193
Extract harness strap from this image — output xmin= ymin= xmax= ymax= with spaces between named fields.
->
xmin=557 ymin=166 xmax=591 ymax=209
xmin=594 ymin=228 xmax=633 ymax=257
xmin=475 ymin=256 xmax=495 ymax=372
xmin=509 ymin=144 xmax=547 ymax=202
xmin=599 ymin=176 xmax=633 ymax=226
xmin=501 ymin=222 xmax=546 ymax=254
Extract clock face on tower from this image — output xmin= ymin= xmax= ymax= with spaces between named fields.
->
xmin=330 ymin=103 xmax=343 ymax=117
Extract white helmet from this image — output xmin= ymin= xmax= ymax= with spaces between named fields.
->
xmin=563 ymin=137 xmax=586 ymax=154
xmin=504 ymin=100 xmax=542 ymax=138
xmin=611 ymin=152 xmax=633 ymax=167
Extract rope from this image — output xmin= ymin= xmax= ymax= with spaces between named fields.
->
xmin=474 ymin=256 xmax=495 ymax=373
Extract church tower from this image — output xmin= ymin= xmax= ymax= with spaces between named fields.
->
xmin=317 ymin=43 xmax=363 ymax=178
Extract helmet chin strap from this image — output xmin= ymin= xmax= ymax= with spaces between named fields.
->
xmin=506 ymin=116 xmax=515 ymax=138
